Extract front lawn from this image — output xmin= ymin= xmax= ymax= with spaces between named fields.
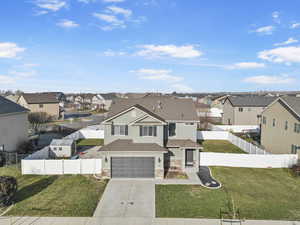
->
xmin=202 ymin=140 xmax=246 ymax=154
xmin=0 ymin=166 xmax=107 ymax=217
xmin=156 ymin=167 xmax=300 ymax=220
xmin=76 ymin=138 xmax=104 ymax=146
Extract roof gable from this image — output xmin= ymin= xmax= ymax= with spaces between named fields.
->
xmin=0 ymin=96 xmax=28 ymax=115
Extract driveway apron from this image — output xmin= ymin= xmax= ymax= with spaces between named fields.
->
xmin=93 ymin=180 xmax=155 ymax=218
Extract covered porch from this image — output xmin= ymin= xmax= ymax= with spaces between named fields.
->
xmin=166 ymin=139 xmax=203 ymax=172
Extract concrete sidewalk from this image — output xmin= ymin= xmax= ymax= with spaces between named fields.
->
xmin=0 ymin=217 xmax=300 ymax=225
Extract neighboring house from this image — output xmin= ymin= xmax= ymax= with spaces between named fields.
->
xmin=5 ymin=94 xmax=20 ymax=103
xmin=194 ymin=102 xmax=210 ymax=117
xmin=49 ymin=139 xmax=76 ymax=158
xmin=18 ymin=93 xmax=61 ymax=119
xmin=222 ymin=96 xmax=276 ymax=125
xmin=98 ymin=93 xmax=118 ymax=110
xmin=211 ymin=95 xmax=229 ymax=110
xmin=261 ymin=96 xmax=300 ymax=157
xmin=100 ymin=96 xmax=201 ymax=179
xmin=0 ymin=96 xmax=29 ymax=152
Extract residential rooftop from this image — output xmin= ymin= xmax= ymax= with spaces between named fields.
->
xmin=22 ymin=93 xmax=60 ymax=104
xmin=108 ymin=96 xmax=199 ymax=121
xmin=227 ymin=96 xmax=276 ymax=107
xmin=0 ymin=95 xmax=28 ymax=115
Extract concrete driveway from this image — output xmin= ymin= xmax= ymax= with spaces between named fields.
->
xmin=93 ymin=180 xmax=155 ymax=218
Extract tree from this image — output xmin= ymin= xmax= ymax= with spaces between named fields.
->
xmin=28 ymin=112 xmax=51 ymax=134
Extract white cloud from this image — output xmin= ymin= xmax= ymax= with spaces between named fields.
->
xmin=93 ymin=13 xmax=125 ymax=30
xmin=274 ymin=38 xmax=298 ymax=46
xmin=258 ymin=46 xmax=300 ymax=64
xmin=272 ymin=11 xmax=280 ymax=24
xmin=228 ymin=62 xmax=265 ymax=69
xmin=244 ymin=75 xmax=295 ymax=85
xmin=0 ymin=42 xmax=25 ymax=59
xmin=136 ymin=45 xmax=203 ymax=58
xmin=133 ymin=69 xmax=183 ymax=82
xmin=254 ymin=26 xmax=275 ymax=35
xmin=35 ymin=10 xmax=49 ymax=15
xmin=171 ymin=83 xmax=193 ymax=92
xmin=0 ymin=75 xmax=15 ymax=84
xmin=106 ymin=6 xmax=132 ymax=17
xmin=103 ymin=49 xmax=126 ymax=56
xmin=56 ymin=19 xmax=79 ymax=28
xmin=9 ymin=70 xmax=37 ymax=78
xmin=34 ymin=0 xmax=67 ymax=12
xmin=22 ymin=63 xmax=40 ymax=67
xmin=78 ymin=0 xmax=96 ymax=3
xmin=102 ymin=0 xmax=125 ymax=2
xmin=291 ymin=23 xmax=300 ymax=29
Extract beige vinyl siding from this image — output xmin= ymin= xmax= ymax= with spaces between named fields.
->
xmin=233 ymin=106 xmax=264 ymax=125
xmin=18 ymin=96 xmax=59 ymax=118
xmin=222 ymin=99 xmax=234 ymax=125
xmin=261 ymin=100 xmax=300 ymax=157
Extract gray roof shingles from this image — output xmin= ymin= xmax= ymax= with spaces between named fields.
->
xmin=0 ymin=96 xmax=28 ymax=115
xmin=22 ymin=93 xmax=59 ymax=104
xmin=108 ymin=96 xmax=198 ymax=121
xmin=281 ymin=96 xmax=300 ymax=119
xmin=227 ymin=96 xmax=276 ymax=107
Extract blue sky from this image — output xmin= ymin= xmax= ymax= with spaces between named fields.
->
xmin=1 ymin=0 xmax=300 ymax=93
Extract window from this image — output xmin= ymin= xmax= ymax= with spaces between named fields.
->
xmin=111 ymin=125 xmax=128 ymax=136
xmin=262 ymin=116 xmax=266 ymax=125
xmin=285 ymin=121 xmax=288 ymax=130
xmin=272 ymin=119 xmax=276 ymax=127
xmin=39 ymin=104 xmax=44 ymax=108
xmin=291 ymin=145 xmax=299 ymax=154
xmin=53 ymin=147 xmax=57 ymax=151
xmin=294 ymin=123 xmax=300 ymax=133
xmin=168 ymin=123 xmax=176 ymax=136
xmin=140 ymin=126 xmax=157 ymax=136
xmin=238 ymin=107 xmax=243 ymax=112
xmin=59 ymin=147 xmax=62 ymax=151
xmin=185 ymin=123 xmax=194 ymax=125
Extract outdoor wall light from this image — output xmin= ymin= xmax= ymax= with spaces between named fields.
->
xmin=105 ymin=156 xmax=108 ymax=163
xmin=158 ymin=157 xmax=161 ymax=163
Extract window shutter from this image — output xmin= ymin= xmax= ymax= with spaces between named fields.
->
xmin=125 ymin=125 xmax=128 ymax=136
xmin=111 ymin=125 xmax=115 ymax=135
xmin=154 ymin=126 xmax=157 ymax=136
xmin=140 ymin=126 xmax=143 ymax=136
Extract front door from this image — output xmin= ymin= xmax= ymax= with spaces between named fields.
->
xmin=185 ymin=149 xmax=194 ymax=167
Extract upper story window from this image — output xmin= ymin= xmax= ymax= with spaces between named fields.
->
xmin=285 ymin=121 xmax=288 ymax=130
xmin=185 ymin=123 xmax=194 ymax=125
xmin=272 ymin=119 xmax=276 ymax=127
xmin=39 ymin=104 xmax=44 ymax=108
xmin=168 ymin=123 xmax=176 ymax=136
xmin=112 ymin=125 xmax=128 ymax=136
xmin=291 ymin=144 xmax=299 ymax=154
xmin=238 ymin=107 xmax=243 ymax=112
xmin=294 ymin=123 xmax=300 ymax=133
xmin=262 ymin=116 xmax=266 ymax=125
xmin=140 ymin=126 xmax=157 ymax=137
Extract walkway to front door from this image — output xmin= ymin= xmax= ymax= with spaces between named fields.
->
xmin=93 ymin=180 xmax=155 ymax=218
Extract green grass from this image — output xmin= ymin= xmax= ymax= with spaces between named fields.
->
xmin=202 ymin=140 xmax=246 ymax=154
xmin=156 ymin=167 xmax=300 ymax=220
xmin=0 ymin=166 xmax=107 ymax=217
xmin=76 ymin=138 xmax=104 ymax=146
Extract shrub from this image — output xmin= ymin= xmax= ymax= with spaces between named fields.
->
xmin=0 ymin=176 xmax=18 ymax=206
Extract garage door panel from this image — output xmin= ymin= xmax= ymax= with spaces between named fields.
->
xmin=111 ymin=157 xmax=155 ymax=178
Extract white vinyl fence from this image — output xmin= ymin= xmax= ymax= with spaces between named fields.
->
xmin=209 ymin=124 xmax=260 ymax=133
xmin=200 ymin=152 xmax=298 ymax=168
xmin=197 ymin=131 xmax=269 ymax=155
xmin=21 ymin=159 xmax=102 ymax=175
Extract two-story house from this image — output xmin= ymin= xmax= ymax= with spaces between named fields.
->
xmin=18 ymin=93 xmax=61 ymax=119
xmin=261 ymin=96 xmax=300 ymax=157
xmin=222 ymin=96 xmax=276 ymax=125
xmin=100 ymin=96 xmax=201 ymax=179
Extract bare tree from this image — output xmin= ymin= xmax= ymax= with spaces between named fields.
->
xmin=28 ymin=112 xmax=51 ymax=134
